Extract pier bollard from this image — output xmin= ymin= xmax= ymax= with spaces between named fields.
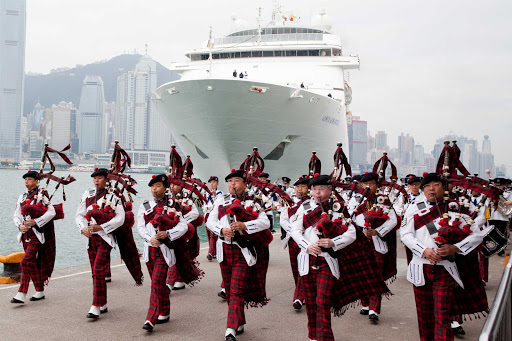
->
xmin=0 ymin=251 xmax=24 ymax=284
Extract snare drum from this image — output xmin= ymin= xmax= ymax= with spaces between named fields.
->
xmin=482 ymin=225 xmax=509 ymax=257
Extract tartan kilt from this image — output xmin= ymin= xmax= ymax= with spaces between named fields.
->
xmin=113 ymin=211 xmax=143 ymax=285
xmin=381 ymin=230 xmax=397 ymax=283
xmin=244 ymin=244 xmax=270 ymax=307
xmin=40 ymin=222 xmax=56 ymax=284
xmin=452 ymin=250 xmax=488 ymax=317
xmin=332 ymin=227 xmax=391 ymax=316
xmin=404 ymin=243 xmax=488 ymax=317
xmin=243 ymin=229 xmax=273 ymax=247
xmin=52 ymin=203 xmax=65 ymax=220
xmin=166 ymin=236 xmax=204 ymax=286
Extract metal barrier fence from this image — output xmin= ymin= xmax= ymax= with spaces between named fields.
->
xmin=480 ymin=255 xmax=512 ymax=341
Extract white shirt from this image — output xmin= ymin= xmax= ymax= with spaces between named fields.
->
xmin=400 ymin=199 xmax=486 ymax=288
xmin=290 ymin=199 xmax=356 ymax=279
xmin=13 ymin=188 xmax=56 ymax=244
xmin=206 ymin=193 xmax=270 ymax=266
xmin=136 ymin=198 xmax=189 ymax=266
xmin=75 ymin=188 xmax=125 ymax=248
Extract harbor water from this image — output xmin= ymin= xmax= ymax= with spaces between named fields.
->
xmin=0 ymin=169 xmax=209 ymax=269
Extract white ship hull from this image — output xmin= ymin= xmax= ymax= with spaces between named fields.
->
xmin=153 ymin=78 xmax=348 ymax=183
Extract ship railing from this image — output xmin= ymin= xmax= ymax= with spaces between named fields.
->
xmin=479 ymin=254 xmax=512 ymax=341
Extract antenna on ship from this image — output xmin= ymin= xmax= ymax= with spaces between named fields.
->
xmin=208 ymin=26 xmax=213 ymax=78
xmin=257 ymin=7 xmax=262 ymax=45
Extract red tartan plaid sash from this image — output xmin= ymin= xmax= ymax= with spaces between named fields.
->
xmin=218 ymin=199 xmax=273 ymax=247
xmin=85 ymin=189 xmax=107 ymax=207
xmin=302 ymin=201 xmax=331 ymax=229
xmin=288 ymin=197 xmax=309 ymax=217
xmin=412 ymin=201 xmax=472 ymax=231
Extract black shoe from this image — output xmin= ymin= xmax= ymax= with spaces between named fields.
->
xmin=235 ymin=326 xmax=244 ymax=335
xmin=105 ymin=277 xmax=112 ymax=283
xmin=87 ymin=313 xmax=99 ymax=319
xmin=10 ymin=298 xmax=24 ymax=304
xmin=218 ymin=290 xmax=226 ymax=300
xmin=29 ymin=295 xmax=45 ymax=301
xmin=225 ymin=334 xmax=236 ymax=341
xmin=452 ymin=326 xmax=465 ymax=335
xmin=293 ymin=300 xmax=303 ymax=310
xmin=142 ymin=321 xmax=154 ymax=332
xmin=369 ymin=313 xmax=379 ymax=322
xmin=100 ymin=307 xmax=108 ymax=314
xmin=207 ymin=253 xmax=213 ymax=261
xmin=270 ymin=229 xmax=276 ymax=234
xmin=360 ymin=308 xmax=369 ymax=315
xmin=156 ymin=316 xmax=170 ymax=324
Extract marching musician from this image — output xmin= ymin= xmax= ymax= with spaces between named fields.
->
xmin=400 ymin=173 xmax=488 ymax=341
xmin=349 ymin=172 xmax=398 ymax=322
xmin=206 ymin=169 xmax=271 ymax=341
xmin=490 ymin=177 xmax=512 ymax=256
xmin=256 ymin=172 xmax=277 ymax=233
xmin=279 ymin=175 xmax=310 ymax=311
xmin=11 ymin=170 xmax=56 ymax=304
xmin=75 ymin=168 xmax=125 ymax=319
xmin=402 ymin=174 xmax=423 ymax=215
xmin=166 ymin=181 xmax=200 ymax=290
xmin=281 ymin=176 xmax=295 ymax=197
xmin=289 ymin=174 xmax=357 ymax=341
xmin=137 ymin=174 xmax=189 ymax=331
xmin=205 ymin=176 xmax=223 ymax=261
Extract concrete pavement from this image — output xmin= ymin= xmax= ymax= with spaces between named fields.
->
xmin=0 ymin=232 xmax=505 ymax=340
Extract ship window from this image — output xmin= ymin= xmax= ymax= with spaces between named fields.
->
xmin=201 ymin=54 xmax=209 ymax=60
xmin=234 ymin=52 xmax=241 ymax=58
xmin=272 ymin=28 xmax=278 ymax=34
xmin=212 ymin=53 xmax=220 ymax=59
xmin=320 ymin=49 xmax=331 ymax=56
xmin=297 ymin=28 xmax=305 ymax=33
xmin=285 ymin=50 xmax=297 ymax=56
xmin=332 ymin=48 xmax=341 ymax=56
xmin=309 ymin=50 xmax=320 ymax=56
xmin=274 ymin=51 xmax=283 ymax=56
xmin=277 ymin=27 xmax=284 ymax=34
xmin=297 ymin=50 xmax=308 ymax=56
xmin=284 ymin=28 xmax=291 ymax=34
xmin=252 ymin=51 xmax=262 ymax=57
xmin=220 ymin=53 xmax=230 ymax=58
xmin=190 ymin=54 xmax=200 ymax=61
xmin=241 ymin=51 xmax=251 ymax=58
xmin=265 ymin=28 xmax=271 ymax=35
xmin=263 ymin=51 xmax=273 ymax=57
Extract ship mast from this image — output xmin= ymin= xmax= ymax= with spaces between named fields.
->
xmin=257 ymin=7 xmax=262 ymax=45
xmin=208 ymin=26 xmax=213 ymax=78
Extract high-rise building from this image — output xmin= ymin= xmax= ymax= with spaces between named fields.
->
xmin=79 ymin=76 xmax=105 ymax=153
xmin=116 ymin=55 xmax=171 ymax=156
xmin=347 ymin=115 xmax=367 ymax=172
xmin=375 ymin=131 xmax=387 ymax=151
xmin=0 ymin=0 xmax=26 ymax=163
xmin=398 ymin=133 xmax=415 ymax=165
xmin=51 ymin=101 xmax=74 ymax=149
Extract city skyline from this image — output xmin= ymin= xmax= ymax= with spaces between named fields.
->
xmin=21 ymin=1 xmax=512 ymax=170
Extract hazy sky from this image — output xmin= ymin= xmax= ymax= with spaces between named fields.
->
xmin=25 ymin=0 xmax=512 ymax=171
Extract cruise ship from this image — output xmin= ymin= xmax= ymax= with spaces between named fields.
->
xmin=152 ymin=4 xmax=359 ymax=182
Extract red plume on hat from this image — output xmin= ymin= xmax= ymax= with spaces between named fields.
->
xmin=308 ymin=151 xmax=321 ymax=178
xmin=330 ymin=142 xmax=351 ymax=181
xmin=168 ymin=144 xmax=183 ymax=179
xmin=372 ymin=152 xmax=398 ymax=183
xmin=183 ymin=155 xmax=193 ymax=178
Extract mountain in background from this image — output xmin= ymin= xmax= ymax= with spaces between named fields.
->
xmin=24 ymin=54 xmax=179 ymax=114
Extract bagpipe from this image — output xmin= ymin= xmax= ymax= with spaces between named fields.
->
xmin=20 ymin=144 xmax=75 ymax=235
xmin=241 ymin=147 xmax=293 ymax=208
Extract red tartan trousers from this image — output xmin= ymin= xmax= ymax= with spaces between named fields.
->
xmin=302 ymin=256 xmax=336 ymax=341
xmin=168 ymin=264 xmax=183 ymax=285
xmin=361 ymin=251 xmax=384 ymax=313
xmin=219 ymin=243 xmax=250 ymax=330
xmin=146 ymin=247 xmax=171 ymax=324
xmin=87 ymin=235 xmax=112 ymax=307
xmin=19 ymin=230 xmax=44 ymax=293
xmin=287 ymin=239 xmax=304 ymax=303
xmin=413 ymin=264 xmax=455 ymax=341
xmin=206 ymin=226 xmax=217 ymax=256
xmin=479 ymin=252 xmax=488 ymax=282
